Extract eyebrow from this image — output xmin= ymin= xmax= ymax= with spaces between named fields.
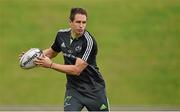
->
xmin=76 ymin=20 xmax=86 ymax=23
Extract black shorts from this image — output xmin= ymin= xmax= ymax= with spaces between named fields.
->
xmin=64 ymin=88 xmax=109 ymax=111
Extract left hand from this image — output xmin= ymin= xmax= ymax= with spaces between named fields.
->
xmin=34 ymin=54 xmax=52 ymax=68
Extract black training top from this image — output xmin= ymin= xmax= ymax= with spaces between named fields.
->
xmin=51 ymin=28 xmax=105 ymax=92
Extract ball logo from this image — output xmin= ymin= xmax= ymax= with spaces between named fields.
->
xmin=23 ymin=53 xmax=38 ymax=66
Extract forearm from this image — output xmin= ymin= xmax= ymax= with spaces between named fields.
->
xmin=51 ymin=63 xmax=81 ymax=76
xmin=43 ymin=48 xmax=58 ymax=59
xmin=35 ymin=55 xmax=87 ymax=76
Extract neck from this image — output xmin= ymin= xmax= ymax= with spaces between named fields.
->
xmin=71 ymin=30 xmax=82 ymax=39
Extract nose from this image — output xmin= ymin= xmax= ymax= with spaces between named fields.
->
xmin=80 ymin=23 xmax=83 ymax=28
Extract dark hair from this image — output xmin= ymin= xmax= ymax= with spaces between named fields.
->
xmin=69 ymin=8 xmax=87 ymax=21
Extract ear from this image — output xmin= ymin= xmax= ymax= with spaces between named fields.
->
xmin=68 ymin=19 xmax=72 ymax=26
xmin=69 ymin=19 xmax=72 ymax=23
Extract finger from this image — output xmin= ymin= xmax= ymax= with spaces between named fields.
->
xmin=19 ymin=54 xmax=24 ymax=58
xmin=19 ymin=52 xmax=25 ymax=56
xmin=19 ymin=55 xmax=24 ymax=61
xmin=42 ymin=54 xmax=46 ymax=58
xmin=36 ymin=56 xmax=43 ymax=60
xmin=34 ymin=58 xmax=40 ymax=62
xmin=36 ymin=64 xmax=42 ymax=67
xmin=19 ymin=57 xmax=22 ymax=61
xmin=34 ymin=59 xmax=41 ymax=63
xmin=19 ymin=54 xmax=23 ymax=57
xmin=19 ymin=55 xmax=22 ymax=59
xmin=18 ymin=52 xmax=25 ymax=60
xmin=34 ymin=61 xmax=43 ymax=65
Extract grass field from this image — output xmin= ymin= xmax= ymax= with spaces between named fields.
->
xmin=0 ymin=0 xmax=180 ymax=107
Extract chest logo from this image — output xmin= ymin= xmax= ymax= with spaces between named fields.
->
xmin=75 ymin=46 xmax=82 ymax=52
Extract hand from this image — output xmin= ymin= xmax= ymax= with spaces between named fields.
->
xmin=19 ymin=52 xmax=25 ymax=61
xmin=34 ymin=54 xmax=53 ymax=68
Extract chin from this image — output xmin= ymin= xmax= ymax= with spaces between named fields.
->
xmin=80 ymin=32 xmax=84 ymax=35
xmin=77 ymin=32 xmax=84 ymax=36
xmin=75 ymin=30 xmax=84 ymax=36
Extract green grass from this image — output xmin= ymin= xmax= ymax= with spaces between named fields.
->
xmin=0 ymin=0 xmax=180 ymax=106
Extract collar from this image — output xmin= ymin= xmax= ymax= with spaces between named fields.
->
xmin=70 ymin=30 xmax=86 ymax=40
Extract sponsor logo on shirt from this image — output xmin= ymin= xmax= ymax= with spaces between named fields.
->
xmin=68 ymin=49 xmax=73 ymax=53
xmin=63 ymin=53 xmax=76 ymax=59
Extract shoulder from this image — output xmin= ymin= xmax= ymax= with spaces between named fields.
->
xmin=58 ymin=28 xmax=71 ymax=33
xmin=81 ymin=31 xmax=98 ymax=61
xmin=55 ymin=28 xmax=71 ymax=39
xmin=57 ymin=28 xmax=71 ymax=35
xmin=83 ymin=31 xmax=97 ymax=46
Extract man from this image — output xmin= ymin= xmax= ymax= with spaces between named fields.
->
xmin=34 ymin=8 xmax=109 ymax=111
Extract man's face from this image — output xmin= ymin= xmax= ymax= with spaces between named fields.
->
xmin=69 ymin=14 xmax=87 ymax=36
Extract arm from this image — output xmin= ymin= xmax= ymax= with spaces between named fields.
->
xmin=43 ymin=48 xmax=59 ymax=59
xmin=51 ymin=58 xmax=88 ymax=76
xmin=34 ymin=55 xmax=88 ymax=76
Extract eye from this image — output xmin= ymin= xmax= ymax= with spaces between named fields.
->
xmin=76 ymin=21 xmax=81 ymax=23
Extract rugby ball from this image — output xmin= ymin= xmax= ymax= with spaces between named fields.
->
xmin=20 ymin=48 xmax=42 ymax=69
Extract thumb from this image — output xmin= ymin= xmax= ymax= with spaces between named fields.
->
xmin=42 ymin=54 xmax=46 ymax=58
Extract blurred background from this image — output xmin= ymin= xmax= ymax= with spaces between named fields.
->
xmin=0 ymin=0 xmax=180 ymax=109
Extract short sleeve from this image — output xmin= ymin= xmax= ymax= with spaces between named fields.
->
xmin=51 ymin=32 xmax=62 ymax=52
xmin=77 ymin=31 xmax=97 ymax=63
